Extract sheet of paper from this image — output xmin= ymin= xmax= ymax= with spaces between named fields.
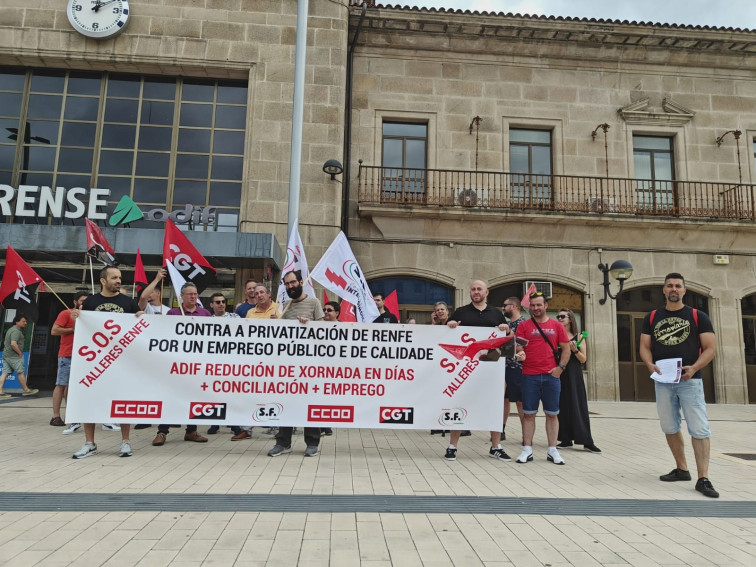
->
xmin=650 ymin=358 xmax=682 ymax=383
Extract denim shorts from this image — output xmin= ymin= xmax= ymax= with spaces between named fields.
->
xmin=655 ymin=378 xmax=711 ymax=438
xmin=505 ymin=366 xmax=523 ymax=403
xmin=56 ymin=357 xmax=72 ymax=386
xmin=522 ymin=373 xmax=561 ymax=415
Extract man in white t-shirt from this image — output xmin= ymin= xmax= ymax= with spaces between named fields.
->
xmin=139 ymin=268 xmax=169 ymax=315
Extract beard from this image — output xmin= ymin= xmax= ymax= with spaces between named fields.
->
xmin=286 ymin=284 xmax=304 ymax=299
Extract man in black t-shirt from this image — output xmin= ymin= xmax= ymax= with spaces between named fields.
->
xmin=372 ymin=293 xmax=398 ymax=323
xmin=640 ymin=273 xmax=718 ymax=498
xmin=444 ymin=280 xmax=511 ymax=462
xmin=71 ymin=266 xmax=142 ymax=460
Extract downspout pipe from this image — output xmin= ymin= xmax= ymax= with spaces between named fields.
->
xmin=341 ymin=2 xmax=368 ymax=237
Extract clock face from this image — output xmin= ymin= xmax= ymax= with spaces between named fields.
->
xmin=67 ymin=0 xmax=130 ymax=40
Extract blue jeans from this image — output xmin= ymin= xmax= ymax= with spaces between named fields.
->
xmin=522 ymin=373 xmax=561 ymax=415
xmin=655 ymin=379 xmax=711 ymax=438
xmin=56 ymin=357 xmax=72 ymax=386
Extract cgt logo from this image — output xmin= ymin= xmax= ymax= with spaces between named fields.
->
xmin=111 ymin=400 xmax=162 ymax=419
xmin=308 ymin=405 xmax=354 ymax=423
xmin=253 ymin=403 xmax=283 ymax=423
xmin=189 ymin=402 xmax=227 ymax=420
xmin=379 ymin=407 xmax=414 ymax=424
xmin=438 ymin=408 xmax=468 ymax=426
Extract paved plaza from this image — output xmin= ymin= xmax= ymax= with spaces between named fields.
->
xmin=0 ymin=395 xmax=754 ymax=566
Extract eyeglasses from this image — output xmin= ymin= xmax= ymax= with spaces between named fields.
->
xmin=556 ymin=314 xmax=568 ymax=319
xmin=324 ymin=308 xmax=336 ymax=313
xmin=529 ymin=292 xmax=544 ymax=298
xmin=213 ymin=300 xmax=226 ymax=304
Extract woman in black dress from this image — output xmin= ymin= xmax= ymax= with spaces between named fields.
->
xmin=556 ymin=308 xmax=601 ymax=453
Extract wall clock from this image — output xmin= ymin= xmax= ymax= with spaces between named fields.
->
xmin=67 ymin=0 xmax=130 ymax=39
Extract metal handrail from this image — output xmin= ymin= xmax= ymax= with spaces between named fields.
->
xmin=357 ymin=165 xmax=756 ymax=220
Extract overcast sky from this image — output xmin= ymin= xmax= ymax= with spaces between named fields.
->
xmin=404 ymin=1 xmax=756 ymax=30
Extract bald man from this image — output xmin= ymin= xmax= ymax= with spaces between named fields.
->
xmin=445 ymin=280 xmax=511 ymax=462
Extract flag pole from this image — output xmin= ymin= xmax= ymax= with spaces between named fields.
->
xmin=88 ymin=256 xmax=95 ymax=294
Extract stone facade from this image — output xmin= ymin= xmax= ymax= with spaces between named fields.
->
xmin=348 ymin=6 xmax=756 ymax=403
xmin=0 ymin=0 xmax=347 ymax=268
xmin=2 ymin=2 xmax=756 ymax=402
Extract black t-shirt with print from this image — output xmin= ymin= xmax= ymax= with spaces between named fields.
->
xmin=641 ymin=305 xmax=714 ymax=379
xmin=82 ymin=293 xmax=140 ymax=314
xmin=450 ymin=303 xmax=506 ymax=328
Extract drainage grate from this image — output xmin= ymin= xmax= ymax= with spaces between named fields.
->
xmin=724 ymin=453 xmax=756 ymax=461
xmin=0 ymin=493 xmax=754 ymax=518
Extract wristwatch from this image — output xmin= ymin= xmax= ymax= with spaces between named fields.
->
xmin=558 ymin=363 xmax=566 ymax=370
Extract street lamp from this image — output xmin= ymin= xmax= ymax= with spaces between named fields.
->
xmin=598 ymin=260 xmax=633 ymax=304
xmin=322 ymin=159 xmax=344 ymax=181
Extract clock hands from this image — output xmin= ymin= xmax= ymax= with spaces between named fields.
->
xmin=92 ymin=0 xmax=117 ymax=12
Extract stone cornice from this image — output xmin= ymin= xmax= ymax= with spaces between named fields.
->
xmin=349 ymin=6 xmax=756 ymax=69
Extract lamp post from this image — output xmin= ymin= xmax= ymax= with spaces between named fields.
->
xmin=598 ymin=260 xmax=633 ymax=304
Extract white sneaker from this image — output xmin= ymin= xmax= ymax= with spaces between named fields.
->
xmin=72 ymin=443 xmax=97 ymax=459
xmin=102 ymin=423 xmax=120 ymax=431
xmin=547 ymin=447 xmax=565 ymax=465
xmin=516 ymin=448 xmax=534 ymax=463
xmin=119 ymin=441 xmax=132 ymax=457
xmin=62 ymin=423 xmax=81 ymax=435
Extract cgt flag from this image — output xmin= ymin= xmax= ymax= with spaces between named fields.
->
xmin=310 ymin=232 xmax=380 ymax=323
xmin=277 ymin=218 xmax=315 ymax=311
xmin=134 ymin=249 xmax=148 ymax=294
xmin=162 ymin=219 xmax=216 ymax=294
xmin=85 ymin=219 xmax=117 ymax=266
xmin=0 ymin=246 xmax=43 ymax=321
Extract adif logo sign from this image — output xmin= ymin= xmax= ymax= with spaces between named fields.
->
xmin=109 ymin=195 xmax=216 ymax=228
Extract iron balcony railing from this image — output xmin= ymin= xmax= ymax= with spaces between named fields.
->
xmin=357 ymin=165 xmax=756 ymax=220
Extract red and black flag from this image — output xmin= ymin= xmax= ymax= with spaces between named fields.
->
xmin=0 ymin=246 xmax=43 ymax=321
xmin=162 ymin=219 xmax=216 ymax=294
xmin=85 ymin=219 xmax=118 ymax=266
xmin=134 ymin=248 xmax=148 ymax=294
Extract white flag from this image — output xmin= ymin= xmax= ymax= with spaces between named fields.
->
xmin=310 ymin=232 xmax=380 ymax=322
xmin=165 ymin=260 xmax=186 ymax=305
xmin=165 ymin=260 xmax=204 ymax=308
xmin=277 ymin=218 xmax=315 ymax=309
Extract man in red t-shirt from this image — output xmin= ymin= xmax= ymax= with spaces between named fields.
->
xmin=50 ymin=291 xmax=88 ymax=429
xmin=515 ymin=293 xmax=570 ymax=465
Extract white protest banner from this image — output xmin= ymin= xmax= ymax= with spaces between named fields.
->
xmin=276 ymin=218 xmax=315 ymax=311
xmin=310 ymin=232 xmax=380 ymax=322
xmin=67 ymin=313 xmax=508 ymax=430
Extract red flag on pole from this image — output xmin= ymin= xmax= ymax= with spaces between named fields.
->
xmin=0 ymin=246 xmax=43 ymax=321
xmin=338 ymin=299 xmax=357 ymax=322
xmin=162 ymin=219 xmax=216 ymax=294
xmin=134 ymin=249 xmax=148 ymax=293
xmin=384 ymin=289 xmax=399 ymax=320
xmin=521 ymin=282 xmax=537 ymax=310
xmin=85 ymin=219 xmax=118 ymax=266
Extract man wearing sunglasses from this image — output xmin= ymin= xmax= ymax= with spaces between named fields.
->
xmin=209 ymin=292 xmax=240 ymax=318
xmin=515 ymin=292 xmax=571 ymax=465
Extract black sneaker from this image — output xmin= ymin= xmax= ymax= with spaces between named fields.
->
xmin=660 ymin=468 xmax=692 ymax=482
xmin=489 ymin=447 xmax=511 ymax=462
xmin=444 ymin=447 xmax=457 ymax=461
xmin=584 ymin=444 xmax=602 ymax=454
xmin=557 ymin=441 xmax=573 ymax=449
xmin=695 ymin=478 xmax=720 ymax=498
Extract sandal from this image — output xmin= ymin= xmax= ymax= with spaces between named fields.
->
xmin=50 ymin=417 xmax=65 ymax=426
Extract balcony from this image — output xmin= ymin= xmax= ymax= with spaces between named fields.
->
xmin=357 ymin=165 xmax=756 ymax=220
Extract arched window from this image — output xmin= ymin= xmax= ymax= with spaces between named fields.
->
xmin=369 ymin=277 xmax=453 ymax=324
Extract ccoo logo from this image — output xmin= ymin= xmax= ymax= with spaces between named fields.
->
xmin=308 ymin=405 xmax=354 ymax=423
xmin=111 ymin=400 xmax=162 ymax=419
